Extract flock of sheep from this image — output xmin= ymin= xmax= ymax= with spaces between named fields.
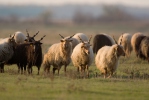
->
xmin=0 ymin=31 xmax=148 ymax=78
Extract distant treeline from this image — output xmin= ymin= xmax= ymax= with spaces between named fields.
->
xmin=0 ymin=4 xmax=149 ymax=24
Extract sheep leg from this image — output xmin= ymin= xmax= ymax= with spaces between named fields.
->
xmin=17 ymin=64 xmax=20 ymax=73
xmin=108 ymin=71 xmax=113 ymax=78
xmin=86 ymin=65 xmax=89 ymax=78
xmin=37 ymin=66 xmax=40 ymax=75
xmin=27 ymin=64 xmax=32 ymax=74
xmin=83 ymin=67 xmax=86 ymax=78
xmin=64 ymin=65 xmax=67 ymax=74
xmin=20 ymin=66 xmax=23 ymax=74
xmin=57 ymin=66 xmax=62 ymax=75
xmin=53 ymin=67 xmax=57 ymax=75
xmin=104 ymin=68 xmax=107 ymax=78
xmin=77 ymin=67 xmax=79 ymax=73
xmin=0 ymin=63 xmax=4 ymax=73
xmin=24 ymin=65 xmax=26 ymax=74
xmin=47 ymin=66 xmax=50 ymax=74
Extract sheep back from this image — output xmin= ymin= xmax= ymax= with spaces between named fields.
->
xmin=71 ymin=42 xmax=94 ymax=68
xmin=118 ymin=33 xmax=132 ymax=57
xmin=131 ymin=32 xmax=145 ymax=56
xmin=73 ymin=33 xmax=88 ymax=42
xmin=139 ymin=36 xmax=149 ymax=62
xmin=93 ymin=33 xmax=115 ymax=54
xmin=14 ymin=31 xmax=27 ymax=44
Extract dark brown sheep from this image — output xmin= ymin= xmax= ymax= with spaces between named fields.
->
xmin=138 ymin=36 xmax=149 ymax=62
xmin=131 ymin=32 xmax=146 ymax=57
xmin=93 ymin=33 xmax=115 ymax=54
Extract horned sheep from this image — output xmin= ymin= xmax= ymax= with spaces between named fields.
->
xmin=43 ymin=34 xmax=74 ymax=75
xmin=71 ymin=36 xmax=94 ymax=77
xmin=6 ymin=31 xmax=44 ymax=75
xmin=93 ymin=33 xmax=115 ymax=54
xmin=118 ymin=33 xmax=132 ymax=57
xmin=95 ymin=36 xmax=125 ymax=78
xmin=0 ymin=35 xmax=16 ymax=73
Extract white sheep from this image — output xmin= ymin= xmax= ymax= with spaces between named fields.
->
xmin=95 ymin=37 xmax=125 ymax=78
xmin=71 ymin=36 xmax=94 ymax=77
xmin=0 ymin=35 xmax=16 ymax=73
xmin=118 ymin=33 xmax=132 ymax=57
xmin=14 ymin=31 xmax=27 ymax=44
xmin=73 ymin=33 xmax=88 ymax=42
xmin=43 ymin=34 xmax=74 ymax=75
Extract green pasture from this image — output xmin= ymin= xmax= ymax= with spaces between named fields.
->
xmin=0 ymin=23 xmax=149 ymax=100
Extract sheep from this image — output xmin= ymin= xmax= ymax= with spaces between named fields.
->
xmin=6 ymin=35 xmax=45 ymax=75
xmin=73 ymin=33 xmax=88 ymax=42
xmin=95 ymin=36 xmax=125 ymax=78
xmin=27 ymin=35 xmax=45 ymax=75
xmin=0 ymin=34 xmax=16 ymax=73
xmin=118 ymin=33 xmax=132 ymax=57
xmin=71 ymin=36 xmax=94 ymax=77
xmin=131 ymin=32 xmax=146 ymax=57
xmin=14 ymin=31 xmax=27 ymax=44
xmin=43 ymin=34 xmax=74 ymax=75
xmin=138 ymin=36 xmax=149 ymax=62
xmin=93 ymin=33 xmax=115 ymax=54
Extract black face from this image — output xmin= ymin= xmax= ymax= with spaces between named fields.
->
xmin=33 ymin=41 xmax=42 ymax=53
xmin=26 ymin=37 xmax=35 ymax=42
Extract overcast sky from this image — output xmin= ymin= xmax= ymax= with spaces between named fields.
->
xmin=0 ymin=0 xmax=149 ymax=7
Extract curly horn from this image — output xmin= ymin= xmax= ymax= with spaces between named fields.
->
xmin=68 ymin=34 xmax=75 ymax=39
xmin=78 ymin=36 xmax=84 ymax=43
xmin=59 ymin=34 xmax=64 ymax=39
xmin=113 ymin=35 xmax=118 ymax=44
xmin=33 ymin=31 xmax=39 ymax=38
xmin=119 ymin=34 xmax=123 ymax=45
xmin=26 ymin=29 xmax=30 ymax=37
xmin=39 ymin=35 xmax=46 ymax=41
xmin=88 ymin=35 xmax=92 ymax=43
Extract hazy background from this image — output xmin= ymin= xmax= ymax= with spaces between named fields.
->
xmin=0 ymin=0 xmax=149 ymax=48
xmin=0 ymin=0 xmax=149 ymax=23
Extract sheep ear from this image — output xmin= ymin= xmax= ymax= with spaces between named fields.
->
xmin=81 ymin=45 xmax=84 ymax=48
xmin=60 ymin=39 xmax=64 ymax=42
xmin=115 ymin=45 xmax=118 ymax=51
xmin=24 ymin=39 xmax=28 ymax=42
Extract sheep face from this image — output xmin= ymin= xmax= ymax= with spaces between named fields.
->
xmin=116 ymin=45 xmax=125 ymax=57
xmin=81 ymin=42 xmax=91 ymax=55
xmin=60 ymin=39 xmax=72 ymax=49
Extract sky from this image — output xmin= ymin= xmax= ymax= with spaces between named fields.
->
xmin=0 ymin=0 xmax=149 ymax=7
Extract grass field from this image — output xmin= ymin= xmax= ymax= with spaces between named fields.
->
xmin=0 ymin=23 xmax=149 ymax=100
